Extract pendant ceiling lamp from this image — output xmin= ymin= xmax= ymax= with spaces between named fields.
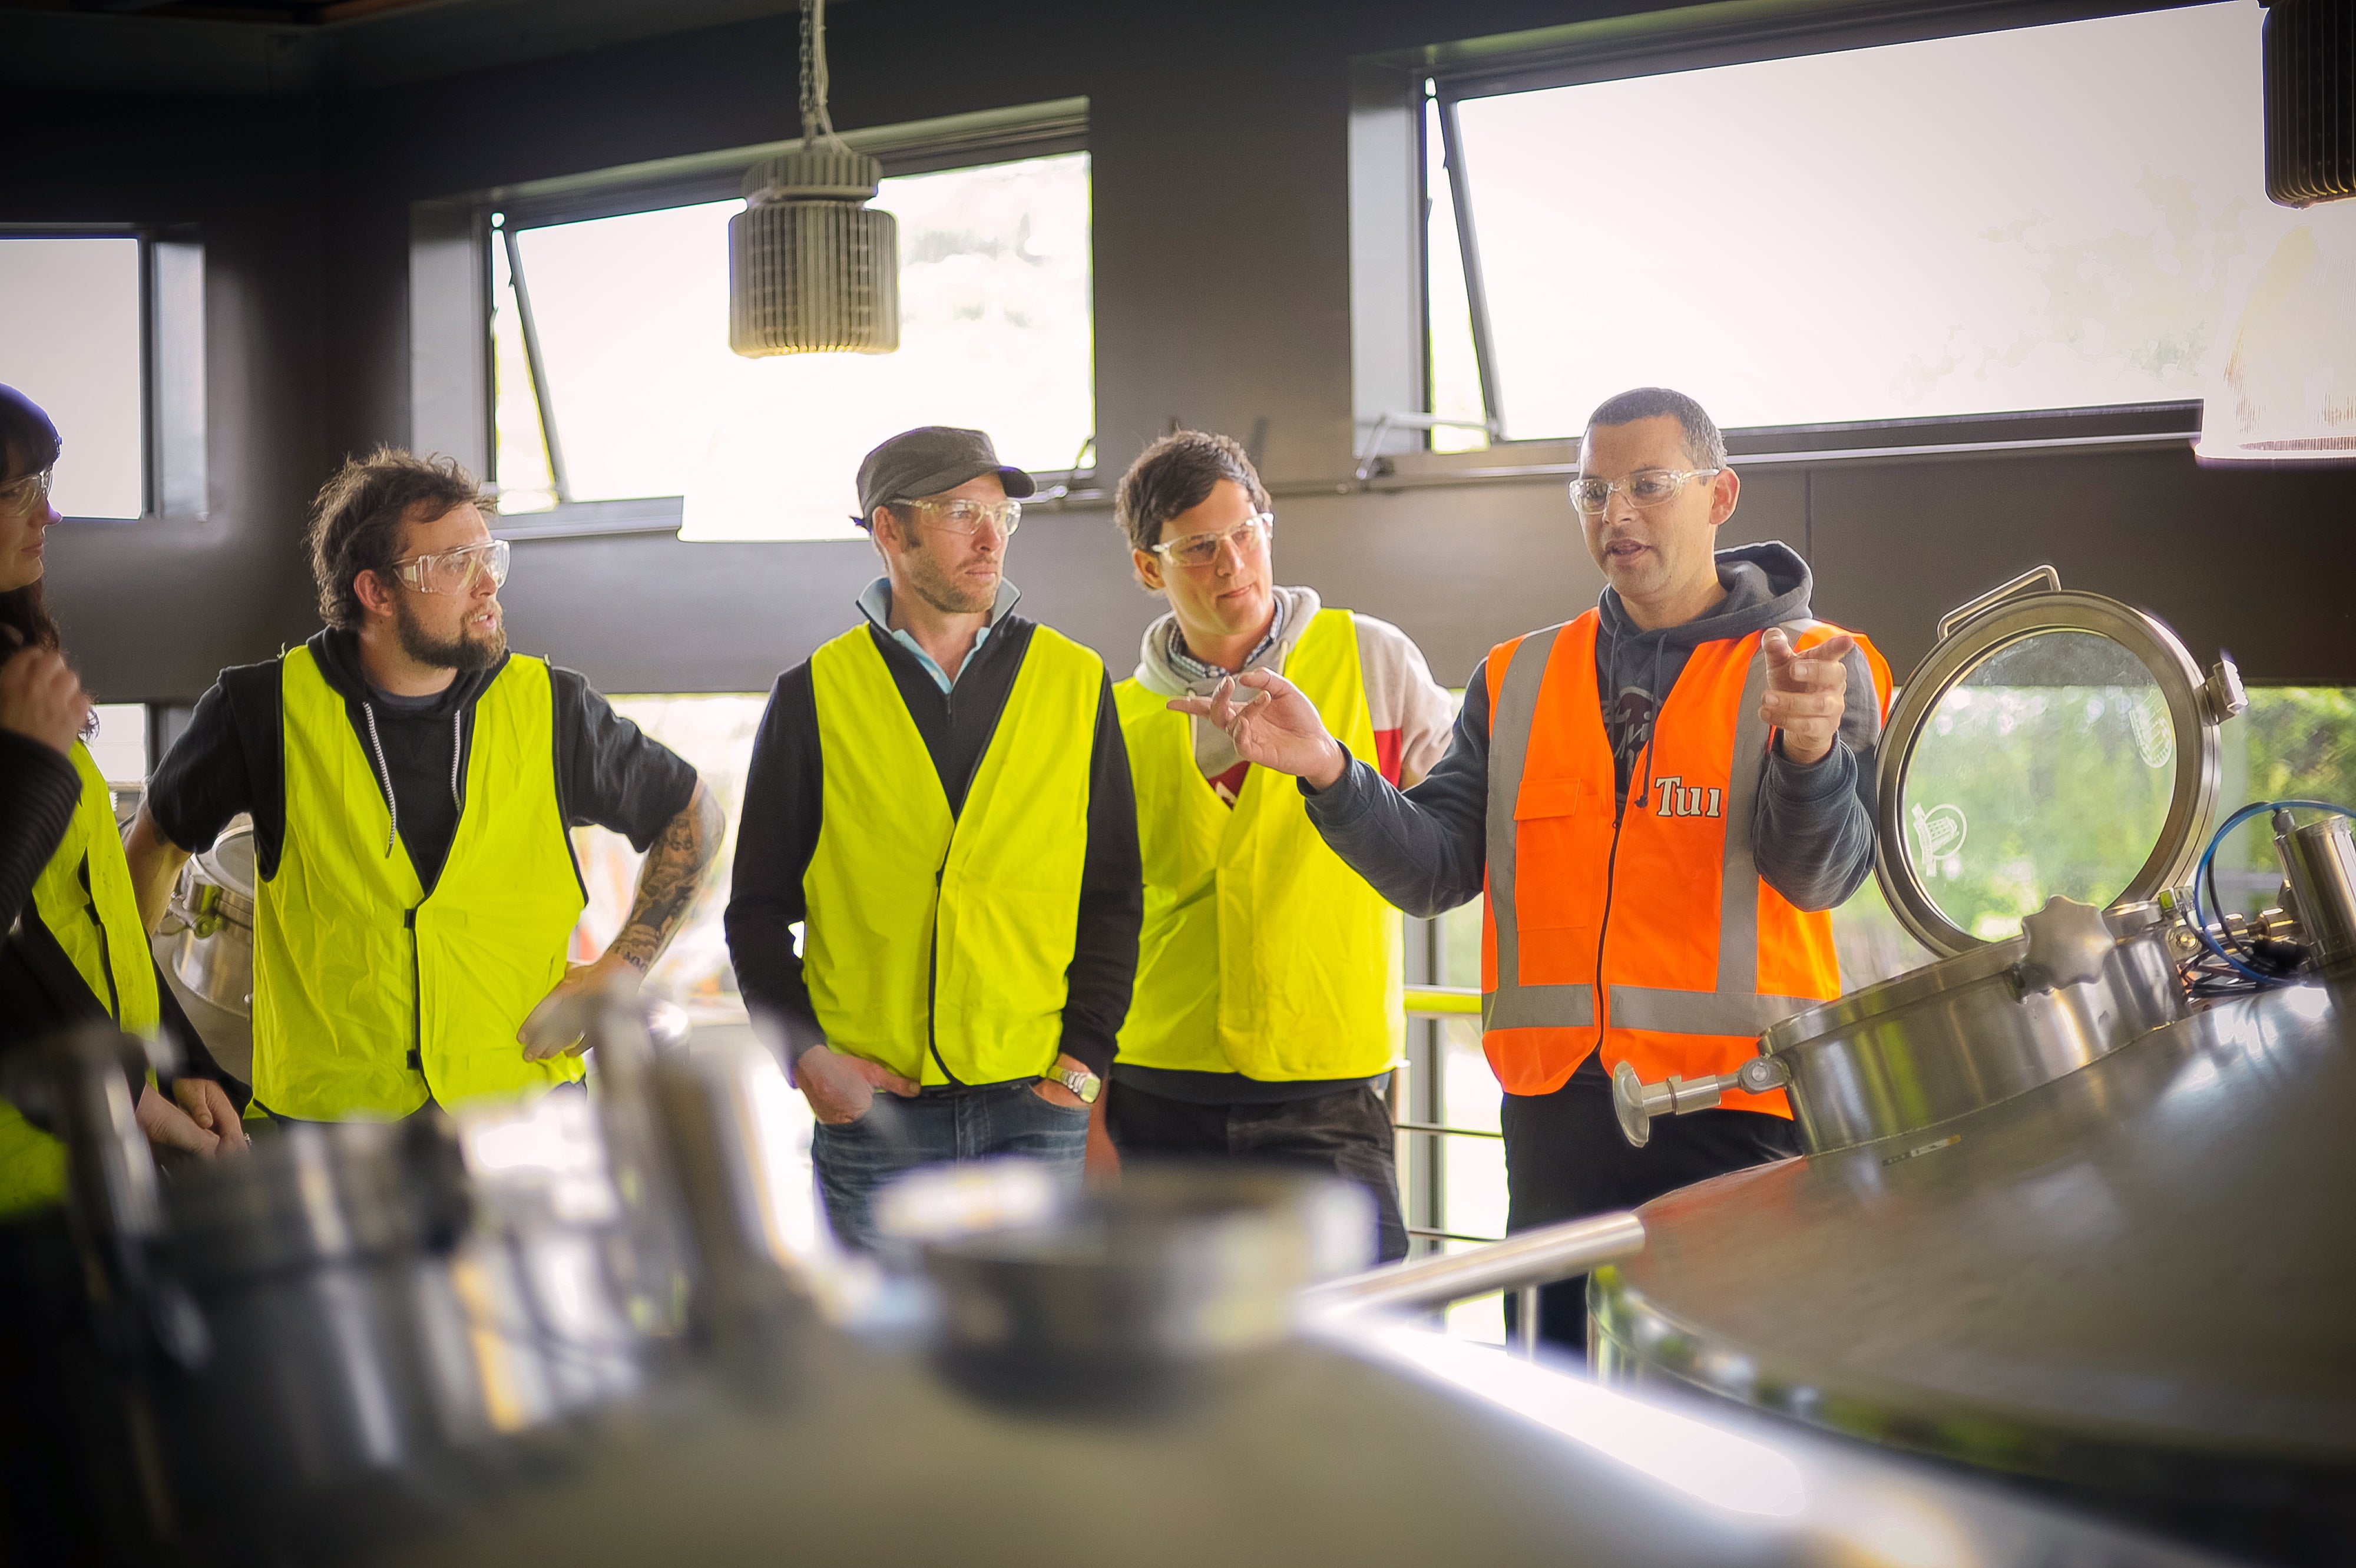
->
xmin=728 ymin=0 xmax=899 ymax=356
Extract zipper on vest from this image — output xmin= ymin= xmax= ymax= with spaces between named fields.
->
xmin=1591 ymin=727 xmax=1659 ymax=1056
xmin=404 ymin=905 xmax=425 ymax=1076
xmin=77 ymin=856 xmax=121 ymax=1022
xmin=919 ymin=651 xmax=1021 ymax=1090
xmin=924 ymin=855 xmax=963 ymax=1087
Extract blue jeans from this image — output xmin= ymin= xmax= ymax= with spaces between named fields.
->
xmin=812 ymin=1081 xmax=1090 ymax=1251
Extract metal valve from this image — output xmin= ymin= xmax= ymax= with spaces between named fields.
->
xmin=1612 ymin=1055 xmax=1792 ymax=1149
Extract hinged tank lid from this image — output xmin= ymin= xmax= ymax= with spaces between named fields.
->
xmin=1874 ymin=565 xmax=2244 ymax=958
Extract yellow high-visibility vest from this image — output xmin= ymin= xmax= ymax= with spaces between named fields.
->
xmin=1115 ymin=607 xmax=1402 ymax=1081
xmin=253 ymin=646 xmax=586 ymax=1120
xmin=0 ymin=741 xmax=161 ymax=1213
xmin=802 ymin=625 xmax=1100 ymax=1086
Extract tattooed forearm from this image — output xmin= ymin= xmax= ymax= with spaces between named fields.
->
xmin=608 ymin=780 xmax=724 ymax=972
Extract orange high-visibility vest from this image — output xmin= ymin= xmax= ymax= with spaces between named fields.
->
xmin=1480 ymin=610 xmax=1890 ymax=1115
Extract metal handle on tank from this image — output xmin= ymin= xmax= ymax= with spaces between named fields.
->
xmin=1611 ymin=1056 xmax=1792 ymax=1149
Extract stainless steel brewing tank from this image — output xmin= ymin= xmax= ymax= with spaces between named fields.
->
xmin=1593 ymin=983 xmax=2356 ymax=1520
xmin=1759 ymin=902 xmax=2186 ymax=1155
xmin=1591 ymin=569 xmax=2355 ymax=1552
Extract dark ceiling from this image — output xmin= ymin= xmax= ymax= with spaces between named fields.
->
xmin=0 ymin=0 xmax=814 ymax=93
xmin=0 ymin=0 xmax=451 ymax=22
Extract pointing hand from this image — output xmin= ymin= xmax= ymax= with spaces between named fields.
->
xmin=1164 ymin=669 xmax=1350 ymax=790
xmin=1760 ymin=628 xmax=1854 ymax=768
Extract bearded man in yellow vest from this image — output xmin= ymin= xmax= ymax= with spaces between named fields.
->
xmin=725 ymin=427 xmax=1142 ymax=1252
xmin=1174 ymin=389 xmax=1891 ymax=1352
xmin=125 ymin=449 xmax=723 ymax=1123
xmin=1107 ymin=432 xmax=1452 ymax=1262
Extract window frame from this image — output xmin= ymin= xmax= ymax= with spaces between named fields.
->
xmin=0 ymin=223 xmax=206 ymax=524
xmin=1354 ymin=0 xmax=2223 ymax=480
xmin=409 ymin=98 xmax=1093 ymax=543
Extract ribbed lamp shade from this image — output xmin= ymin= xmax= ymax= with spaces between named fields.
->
xmin=729 ymin=145 xmax=899 ymax=356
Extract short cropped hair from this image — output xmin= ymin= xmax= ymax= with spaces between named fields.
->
xmin=306 ymin=448 xmax=492 ymax=631
xmin=1114 ymin=430 xmax=1272 ymax=555
xmin=1584 ymin=387 xmax=1728 ymax=472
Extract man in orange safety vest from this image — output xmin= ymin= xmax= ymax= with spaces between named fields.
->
xmin=1170 ymin=386 xmax=1891 ymax=1353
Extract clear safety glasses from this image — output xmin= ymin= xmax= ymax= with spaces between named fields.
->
xmin=902 ymin=497 xmax=1023 ymax=537
xmin=0 ymin=468 xmax=54 ymax=517
xmin=389 ymin=538 xmax=511 ymax=596
xmin=1149 ymin=512 xmax=1273 ymax=569
xmin=1568 ymin=468 xmax=1722 ymax=517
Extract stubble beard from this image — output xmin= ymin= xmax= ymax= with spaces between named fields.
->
xmin=395 ymin=594 xmax=507 ymax=671
xmin=905 ymin=538 xmax=998 ymax=617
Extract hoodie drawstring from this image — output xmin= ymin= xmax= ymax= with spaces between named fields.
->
xmin=362 ymin=702 xmax=397 ymax=858
xmin=360 ymin=704 xmax=464 ymax=859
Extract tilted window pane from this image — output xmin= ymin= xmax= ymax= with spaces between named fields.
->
xmin=489 ymin=230 xmax=558 ymax=515
xmin=507 ymin=152 xmax=1093 ymax=539
xmin=0 ymin=236 xmax=144 ymax=519
xmin=1452 ymin=1 xmax=2356 ymax=439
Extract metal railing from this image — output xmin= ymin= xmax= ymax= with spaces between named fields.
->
xmin=1395 ymin=984 xmax=1503 ymax=1245
xmin=1307 ymin=1212 xmax=1646 ymax=1357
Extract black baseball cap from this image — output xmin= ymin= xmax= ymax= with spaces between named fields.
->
xmin=854 ymin=426 xmax=1035 ymax=525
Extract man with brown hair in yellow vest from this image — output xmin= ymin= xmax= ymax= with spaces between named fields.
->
xmin=126 ymin=449 xmax=722 ymax=1122
xmin=1175 ymin=388 xmax=1891 ymax=1350
xmin=1108 ymin=431 xmax=1451 ymax=1263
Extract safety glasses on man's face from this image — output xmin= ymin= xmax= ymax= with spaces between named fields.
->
xmin=1567 ymin=468 xmax=1721 ymax=517
xmin=902 ymin=497 xmax=1023 ymax=537
xmin=1148 ymin=512 xmax=1273 ymax=569
xmin=388 ymin=538 xmax=511 ymax=595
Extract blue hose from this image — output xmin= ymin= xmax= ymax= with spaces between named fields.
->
xmin=2190 ymin=799 xmax=2356 ymax=985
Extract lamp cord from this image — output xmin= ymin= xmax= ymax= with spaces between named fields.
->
xmin=799 ymin=0 xmax=846 ymax=151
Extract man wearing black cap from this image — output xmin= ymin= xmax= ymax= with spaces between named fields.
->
xmin=726 ymin=426 xmax=1143 ymax=1249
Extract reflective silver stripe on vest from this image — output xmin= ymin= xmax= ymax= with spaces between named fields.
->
xmin=1605 ymin=985 xmax=1818 ymax=1036
xmin=1480 ymin=621 xmax=1595 ymax=1031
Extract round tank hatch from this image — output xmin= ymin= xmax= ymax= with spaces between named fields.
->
xmin=1873 ymin=565 xmax=2244 ymax=959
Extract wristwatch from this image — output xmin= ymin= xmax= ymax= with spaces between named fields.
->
xmin=1048 ymin=1063 xmax=1102 ymax=1104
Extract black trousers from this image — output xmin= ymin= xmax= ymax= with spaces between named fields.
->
xmin=1106 ymin=1081 xmax=1410 ymax=1263
xmin=1502 ymin=1054 xmax=1798 ymax=1355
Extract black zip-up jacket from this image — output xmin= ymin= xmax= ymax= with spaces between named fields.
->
xmin=724 ymin=600 xmax=1142 ymax=1080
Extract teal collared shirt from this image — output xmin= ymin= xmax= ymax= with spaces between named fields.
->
xmin=855 ymin=576 xmax=1023 ymax=693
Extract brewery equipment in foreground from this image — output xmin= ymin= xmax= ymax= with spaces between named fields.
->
xmin=1599 ymin=567 xmax=2356 ymax=1563
xmin=0 ymin=993 xmax=2212 ymax=1567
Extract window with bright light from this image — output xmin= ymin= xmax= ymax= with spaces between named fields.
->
xmin=492 ymin=151 xmax=1093 ymax=540
xmin=1427 ymin=0 xmax=2356 ymax=443
xmin=567 ymin=694 xmax=769 ymax=1018
xmin=0 ymin=235 xmax=145 ymax=519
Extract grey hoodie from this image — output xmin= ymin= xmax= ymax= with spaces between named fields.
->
xmin=1301 ymin=542 xmax=1881 ymax=921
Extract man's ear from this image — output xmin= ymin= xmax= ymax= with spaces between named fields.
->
xmin=1132 ymin=548 xmax=1166 ymax=595
xmin=352 ymin=567 xmax=396 ymax=619
xmin=1708 ymin=465 xmax=1741 ymax=529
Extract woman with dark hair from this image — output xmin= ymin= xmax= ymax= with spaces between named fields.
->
xmin=0 ymin=382 xmax=247 ymax=1210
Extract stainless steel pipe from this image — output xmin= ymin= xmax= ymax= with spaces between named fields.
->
xmin=1304 ymin=1213 xmax=1646 ymax=1319
xmin=2279 ymin=813 xmax=2356 ymax=976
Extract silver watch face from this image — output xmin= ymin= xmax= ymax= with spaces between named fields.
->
xmin=1063 ymin=1067 xmax=1101 ymax=1104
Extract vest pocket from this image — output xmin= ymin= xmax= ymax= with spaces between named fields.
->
xmin=1505 ymin=775 xmax=1605 ymax=986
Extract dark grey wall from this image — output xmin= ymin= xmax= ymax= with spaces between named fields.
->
xmin=9 ymin=0 xmax=2352 ymax=702
xmin=5 ymin=90 xmax=326 ymax=702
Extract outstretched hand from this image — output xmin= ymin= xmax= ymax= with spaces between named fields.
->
xmin=1165 ymin=669 xmax=1349 ymax=790
xmin=1760 ymin=628 xmax=1855 ymax=768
